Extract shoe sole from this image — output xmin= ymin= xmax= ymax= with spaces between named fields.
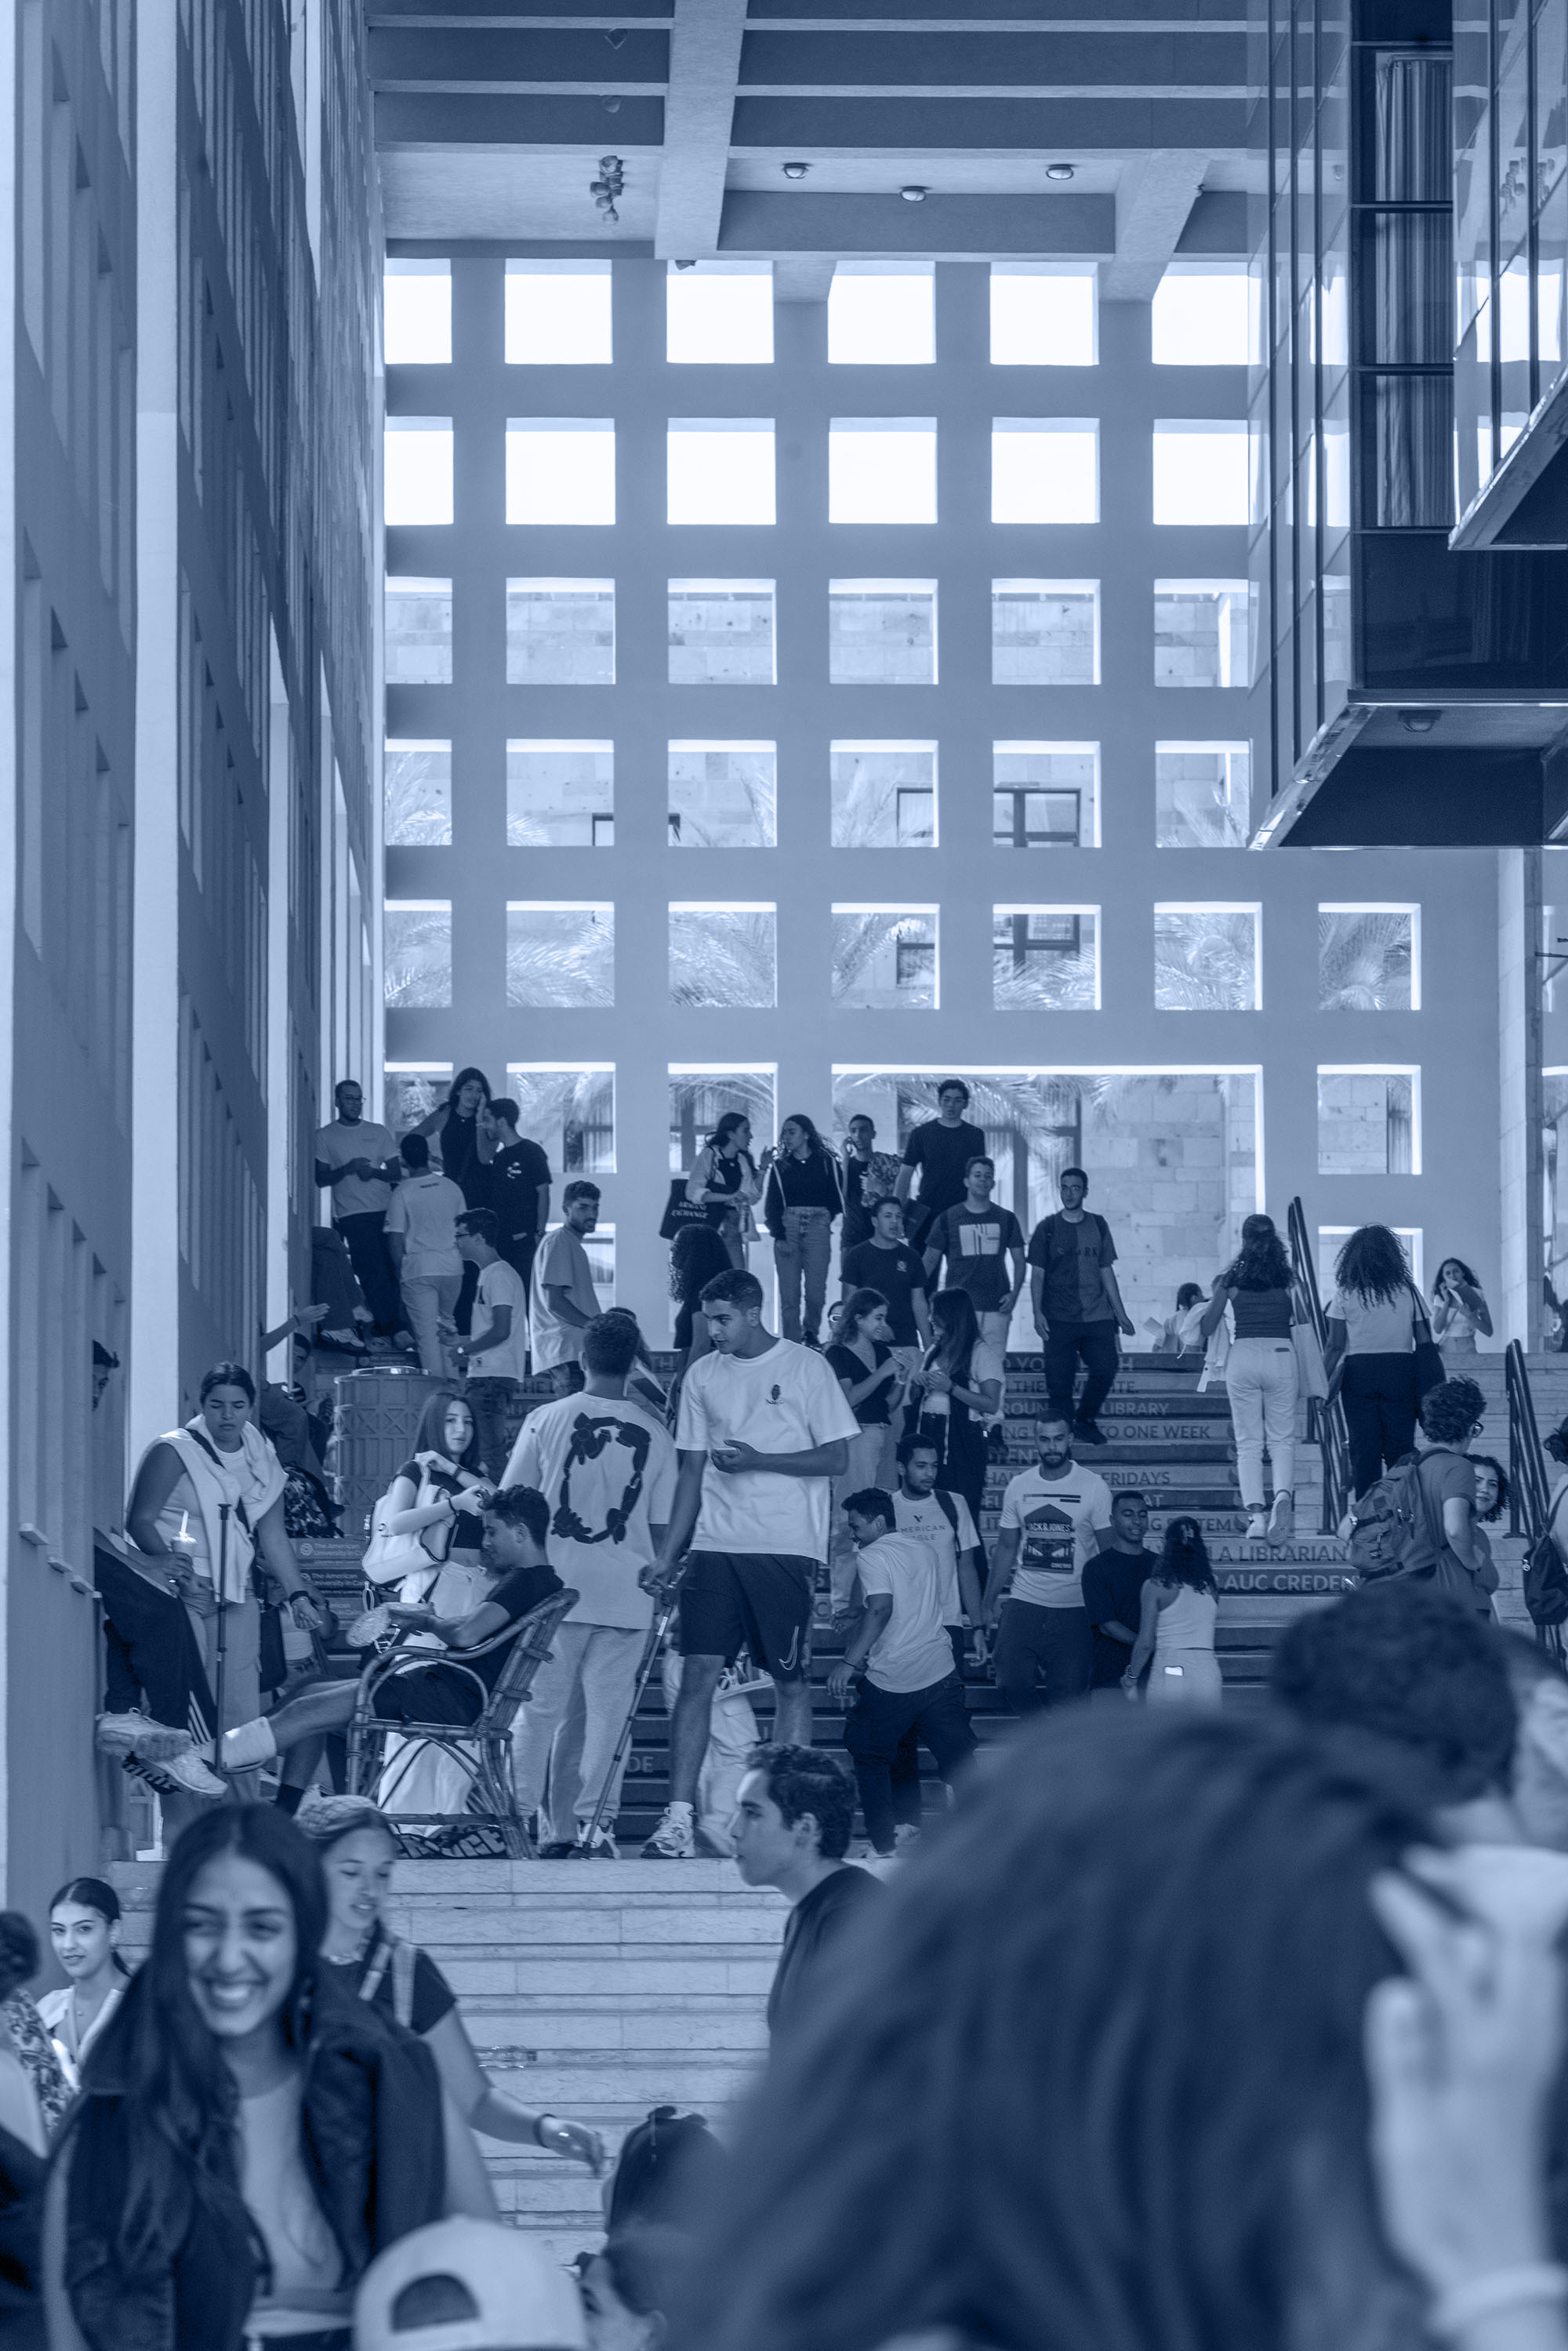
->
xmin=640 ymin=1841 xmax=692 ymax=1859
xmin=131 ymin=1727 xmax=197 ymax=1763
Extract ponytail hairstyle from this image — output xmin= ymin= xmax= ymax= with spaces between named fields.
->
xmin=1157 ymin=1515 xmax=1218 ymax=1597
xmin=1220 ymin=1214 xmax=1292 ymax=1294
xmin=50 ymin=1875 xmax=132 ymax=1975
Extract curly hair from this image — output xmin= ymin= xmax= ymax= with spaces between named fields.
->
xmin=746 ymin=1742 xmax=858 ymax=1863
xmin=1416 ymin=1375 xmax=1485 ymax=1447
xmin=1334 ymin=1224 xmax=1410 ymax=1306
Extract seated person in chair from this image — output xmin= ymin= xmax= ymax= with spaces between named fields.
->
xmin=221 ymin=1487 xmax=564 ymax=1799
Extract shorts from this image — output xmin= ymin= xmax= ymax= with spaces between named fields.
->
xmin=677 ymin=1551 xmax=815 ymax=1682
xmin=372 ymin=1660 xmax=484 ymax=1728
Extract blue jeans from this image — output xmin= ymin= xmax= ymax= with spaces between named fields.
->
xmin=842 ymin=1669 xmax=976 ymax=1854
xmin=774 ymin=1205 xmax=833 ymax=1342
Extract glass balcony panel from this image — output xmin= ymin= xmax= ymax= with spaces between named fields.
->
xmin=1371 ymin=53 xmax=1454 ymax=201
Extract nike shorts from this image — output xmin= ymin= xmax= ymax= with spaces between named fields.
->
xmin=677 ymin=1551 xmax=814 ymax=1684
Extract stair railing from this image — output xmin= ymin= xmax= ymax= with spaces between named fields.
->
xmin=1505 ymin=1339 xmax=1552 ymax=1544
xmin=1287 ymin=1196 xmax=1352 ymax=1535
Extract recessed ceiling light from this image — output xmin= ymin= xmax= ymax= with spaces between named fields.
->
xmin=901 ymin=185 xmax=928 ymax=202
xmin=782 ymin=161 xmax=810 ymax=180
xmin=673 ymin=258 xmax=696 ymax=270
xmin=1397 ymin=708 xmax=1439 ymax=732
xmin=1046 ymin=162 xmax=1076 ymax=180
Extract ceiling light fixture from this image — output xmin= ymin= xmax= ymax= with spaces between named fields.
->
xmin=782 ymin=161 xmax=810 ymax=180
xmin=602 ymin=95 xmax=621 ymax=112
xmin=901 ymin=184 xmax=928 ymax=202
xmin=604 ymin=27 xmax=626 ymax=44
xmin=673 ymin=258 xmax=696 ymax=270
xmin=1046 ymin=162 xmax=1076 ymax=180
xmin=1397 ymin=708 xmax=1439 ymax=733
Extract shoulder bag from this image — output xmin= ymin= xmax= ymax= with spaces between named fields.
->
xmin=1410 ymin=1288 xmax=1445 ymax=1401
xmin=362 ymin=1477 xmax=434 ymax=1586
xmin=660 ymin=1175 xmax=711 ymax=1242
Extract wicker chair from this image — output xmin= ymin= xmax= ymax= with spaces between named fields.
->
xmin=344 ymin=1586 xmax=579 ymax=1857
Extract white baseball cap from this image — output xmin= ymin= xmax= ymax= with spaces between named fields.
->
xmin=353 ymin=2218 xmax=588 ymax=2351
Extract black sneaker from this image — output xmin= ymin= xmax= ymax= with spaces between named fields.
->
xmin=539 ymin=1840 xmax=576 ymax=1859
xmin=1073 ymin=1419 xmax=1109 ymax=1447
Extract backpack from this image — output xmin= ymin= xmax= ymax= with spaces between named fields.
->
xmin=1348 ymin=1452 xmax=1446 ymax=1583
xmin=1524 ymin=1488 xmax=1568 ymax=1630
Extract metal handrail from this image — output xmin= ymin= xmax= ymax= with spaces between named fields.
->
xmin=1505 ymin=1339 xmax=1552 ymax=1545
xmin=1287 ymin=1195 xmax=1352 ymax=1534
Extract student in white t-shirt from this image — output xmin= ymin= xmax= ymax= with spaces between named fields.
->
xmin=985 ymin=1410 xmax=1113 ymax=1714
xmin=825 ymin=1489 xmax=978 ymax=1858
xmin=452 ymin=1208 xmax=529 ymax=1481
xmin=503 ymin=1312 xmax=677 ymax=1855
xmin=641 ymin=1267 xmax=858 ymax=1860
xmin=528 ymin=1183 xmax=602 ymax=1394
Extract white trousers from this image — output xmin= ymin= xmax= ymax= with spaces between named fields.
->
xmin=511 ymin=1621 xmax=646 ymax=1844
xmin=1225 ymin=1335 xmax=1298 ymax=1509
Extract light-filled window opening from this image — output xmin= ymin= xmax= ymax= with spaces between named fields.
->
xmin=506 ymin=579 xmax=615 ymax=685
xmin=828 ymin=265 xmax=935 ymax=365
xmin=993 ymin=580 xmax=1099 ymax=684
xmin=989 ymin=266 xmax=1097 ymax=365
xmin=669 ymin=904 xmax=778 ymax=1008
xmin=1318 ymin=1225 xmax=1424 ymax=1292
xmin=829 ymin=580 xmax=936 ymax=685
xmin=1153 ymin=905 xmax=1261 ymax=1010
xmin=385 ymin=1065 xmax=453 ymax=1136
xmin=831 ymin=743 xmax=938 ymax=848
xmin=669 ymin=580 xmax=776 ymax=684
xmin=383 ymin=901 xmax=452 ymax=1007
xmin=384 ymin=741 xmax=452 ymax=845
xmin=507 ymin=903 xmax=615 ymax=1007
xmin=668 ymin=743 xmax=777 ymax=847
xmin=384 ymin=260 xmax=451 ymax=366
xmin=1317 ymin=1069 xmax=1420 ymax=1175
xmin=1154 ymin=580 xmax=1249 ymax=687
xmin=993 ymin=743 xmax=1099 ymax=848
xmin=506 ymin=421 xmax=615 ymax=525
xmin=993 ymin=420 xmax=1098 ymax=525
xmin=384 ymin=420 xmax=453 ymax=526
xmin=668 ymin=421 xmax=775 ymax=525
xmin=833 ymin=907 xmax=938 ymax=1010
xmin=669 ymin=1067 xmax=777 ymax=1173
xmin=829 ymin=420 xmax=937 ymax=525
xmin=666 ymin=264 xmax=774 ymax=364
xmin=506 ymin=1065 xmax=616 ymax=1175
xmin=1154 ymin=744 xmax=1252 ymax=848
xmin=1152 ymin=264 xmax=1254 ymax=365
xmin=505 ymin=261 xmax=613 ymax=364
xmin=993 ymin=907 xmax=1100 ymax=1010
xmin=1152 ymin=422 xmax=1249 ymax=525
xmin=506 ymin=743 xmax=615 ymax=848
xmin=385 ymin=577 xmax=452 ymax=684
xmin=1319 ymin=907 xmax=1420 ymax=1011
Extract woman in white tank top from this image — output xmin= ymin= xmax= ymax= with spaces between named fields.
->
xmin=1123 ymin=1516 xmax=1222 ymax=1708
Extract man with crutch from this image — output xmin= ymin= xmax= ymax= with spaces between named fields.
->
xmin=502 ymin=1312 xmax=677 ymax=1855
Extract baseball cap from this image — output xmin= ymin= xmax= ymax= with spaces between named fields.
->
xmin=354 ymin=2218 xmax=588 ymax=2351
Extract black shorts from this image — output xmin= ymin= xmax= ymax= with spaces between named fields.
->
xmin=372 ymin=1661 xmax=483 ymax=1728
xmin=677 ymin=1551 xmax=814 ymax=1682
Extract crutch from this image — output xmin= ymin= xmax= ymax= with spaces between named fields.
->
xmin=213 ymin=1501 xmax=233 ymax=1790
xmin=574 ymin=1584 xmax=682 ymax=1852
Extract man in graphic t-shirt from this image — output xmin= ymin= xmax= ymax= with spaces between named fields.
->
xmin=1026 ymin=1166 xmax=1135 ymax=1448
xmin=641 ymin=1267 xmax=858 ymax=1859
xmin=985 ymin=1412 xmax=1113 ymax=1711
xmin=922 ymin=1157 xmax=1027 ymax=1351
xmin=839 ymin=1114 xmax=902 ymax=1260
xmin=895 ymin=1080 xmax=988 ymax=1254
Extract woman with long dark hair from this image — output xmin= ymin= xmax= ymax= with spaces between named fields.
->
xmin=1199 ymin=1212 xmax=1307 ymax=1544
xmin=760 ymin=1113 xmax=845 ymax=1348
xmin=42 ymin=1804 xmax=492 ymax=2351
xmin=37 ymin=1880 xmax=132 ymax=2090
xmin=1323 ymin=1225 xmax=1428 ymax=1500
xmin=684 ymin=1111 xmax=761 ymax=1270
xmin=666 ymin=1710 xmax=1568 ymax=2351
xmin=1432 ymin=1256 xmax=1493 ymax=1355
xmin=412 ymin=1069 xmax=493 ymax=1334
xmin=1123 ymin=1515 xmax=1221 ymax=1706
xmin=909 ymin=1289 xmax=1004 ymax=1529
xmin=669 ymin=1223 xmax=734 ymax=1378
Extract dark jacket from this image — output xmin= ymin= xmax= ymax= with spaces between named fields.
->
xmin=62 ymin=1973 xmax=446 ymax=2351
xmin=762 ymin=1150 xmax=845 ymax=1241
xmin=768 ymin=1866 xmax=884 ymax=2040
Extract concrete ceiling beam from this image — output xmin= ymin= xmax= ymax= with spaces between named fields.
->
xmin=653 ymin=0 xmax=747 ymax=257
xmin=1102 ymin=151 xmax=1208 ymax=298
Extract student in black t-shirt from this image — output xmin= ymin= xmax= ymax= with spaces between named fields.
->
xmin=895 ymin=1080 xmax=989 ymax=1253
xmin=732 ymin=1743 xmax=884 ymax=2040
xmin=219 ymin=1487 xmax=566 ymax=1790
xmin=841 ymin=1196 xmax=932 ymax=1358
xmin=1080 ymin=1490 xmax=1156 ymax=1699
xmin=480 ymin=1096 xmax=551 ymax=1299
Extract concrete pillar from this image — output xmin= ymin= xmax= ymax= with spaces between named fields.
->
xmin=1497 ymin=847 xmax=1541 ymax=1347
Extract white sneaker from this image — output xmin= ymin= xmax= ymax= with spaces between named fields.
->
xmin=162 ymin=1748 xmax=227 ymax=1798
xmin=97 ymin=1711 xmax=192 ymax=1763
xmin=1245 ymin=1511 xmax=1269 ymax=1541
xmin=1268 ymin=1492 xmax=1294 ymax=1544
xmin=571 ymin=1825 xmax=620 ymax=1859
xmin=641 ymin=1804 xmax=695 ymax=1859
xmin=893 ymin=1823 xmax=923 ymax=1853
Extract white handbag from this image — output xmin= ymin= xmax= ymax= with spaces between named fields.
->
xmin=361 ymin=1483 xmax=433 ymax=1586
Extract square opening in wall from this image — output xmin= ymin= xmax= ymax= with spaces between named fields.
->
xmin=833 ymin=907 xmax=938 ymax=1009
xmin=828 ymin=580 xmax=936 ymax=685
xmin=830 ymin=743 xmax=937 ymax=846
xmin=1152 ymin=422 xmax=1249 ymax=525
xmin=828 ymin=265 xmax=935 ymax=365
xmin=993 ymin=743 xmax=1098 ymax=848
xmin=1154 ymin=581 xmax=1250 ymax=687
xmin=506 ymin=579 xmax=615 ymax=685
xmin=1318 ymin=907 xmax=1419 ymax=1011
xmin=666 ymin=264 xmax=774 ymax=363
xmin=992 ymin=580 xmax=1098 ymax=685
xmin=384 ymin=741 xmax=452 ymax=845
xmin=1317 ymin=1069 xmax=1420 ymax=1174
xmin=1154 ymin=744 xmax=1252 ymax=848
xmin=1153 ymin=905 xmax=1261 ymax=1010
xmin=384 ymin=421 xmax=453 ymax=526
xmin=829 ymin=422 xmax=937 ymax=525
xmin=992 ymin=420 xmax=1098 ymax=524
xmin=507 ymin=742 xmax=615 ymax=848
xmin=506 ymin=1065 xmax=616 ymax=1175
xmin=383 ymin=902 xmax=452 ymax=1006
xmin=668 ymin=743 xmax=777 ymax=847
xmin=989 ymin=265 xmax=1098 ymax=365
xmin=506 ymin=421 xmax=615 ymax=525
xmin=385 ymin=1064 xmax=453 ymax=1136
xmin=668 ymin=422 xmax=775 ymax=525
xmin=385 ymin=261 xmax=451 ymax=365
xmin=993 ymin=907 xmax=1099 ymax=1009
xmin=668 ymin=1067 xmax=777 ymax=1173
xmin=1152 ymin=264 xmax=1254 ymax=365
xmin=385 ymin=578 xmax=452 ymax=684
xmin=506 ymin=903 xmax=615 ymax=1007
xmin=669 ymin=905 xmax=778 ymax=1007
xmin=669 ymin=581 xmax=775 ymax=683
xmin=505 ymin=261 xmax=613 ymax=363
